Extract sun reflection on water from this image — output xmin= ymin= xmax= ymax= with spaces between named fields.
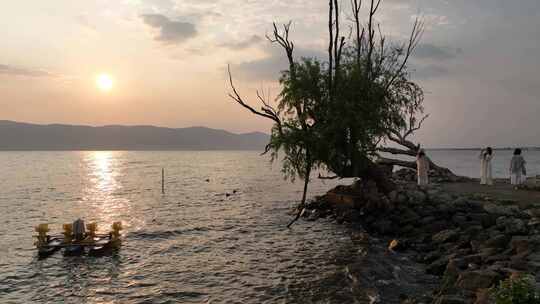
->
xmin=83 ymin=151 xmax=132 ymax=231
xmin=92 ymin=151 xmax=116 ymax=191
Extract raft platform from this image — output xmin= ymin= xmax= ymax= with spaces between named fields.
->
xmin=34 ymin=222 xmax=123 ymax=259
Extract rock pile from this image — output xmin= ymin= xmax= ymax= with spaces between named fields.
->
xmin=305 ymin=180 xmax=540 ymax=303
xmin=393 ymin=168 xmax=471 ymax=184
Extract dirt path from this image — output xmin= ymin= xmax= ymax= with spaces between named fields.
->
xmin=440 ymin=179 xmax=540 ymax=209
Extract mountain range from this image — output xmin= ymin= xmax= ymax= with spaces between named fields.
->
xmin=0 ymin=120 xmax=269 ymax=151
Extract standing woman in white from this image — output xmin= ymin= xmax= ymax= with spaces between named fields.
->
xmin=509 ymin=148 xmax=526 ymax=186
xmin=416 ymin=149 xmax=430 ymax=186
xmin=479 ymin=147 xmax=493 ymax=185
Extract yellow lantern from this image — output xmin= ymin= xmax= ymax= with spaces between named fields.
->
xmin=63 ymin=223 xmax=73 ymax=243
xmin=34 ymin=224 xmax=50 ymax=247
xmin=86 ymin=222 xmax=98 ymax=238
xmin=110 ymin=222 xmax=123 ymax=248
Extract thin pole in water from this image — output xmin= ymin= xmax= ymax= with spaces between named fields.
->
xmin=162 ymin=168 xmax=165 ymax=194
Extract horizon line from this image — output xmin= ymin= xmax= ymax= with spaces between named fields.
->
xmin=0 ymin=119 xmax=269 ymax=136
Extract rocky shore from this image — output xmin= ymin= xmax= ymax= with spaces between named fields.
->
xmin=302 ymin=169 xmax=540 ymax=303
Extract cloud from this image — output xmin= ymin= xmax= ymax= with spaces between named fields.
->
xmin=142 ymin=0 xmax=175 ymax=11
xmin=230 ymin=45 xmax=326 ymax=81
xmin=414 ymin=43 xmax=463 ymax=60
xmin=220 ymin=35 xmax=264 ymax=50
xmin=0 ymin=64 xmax=55 ymax=78
xmin=76 ymin=14 xmax=96 ymax=30
xmin=410 ymin=64 xmax=449 ymax=79
xmin=141 ymin=14 xmax=197 ymax=44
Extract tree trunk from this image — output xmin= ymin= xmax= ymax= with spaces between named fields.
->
xmin=377 ymin=156 xmax=456 ymax=177
xmin=287 ymin=161 xmax=312 ymax=228
xmin=331 ymin=154 xmax=396 ymax=194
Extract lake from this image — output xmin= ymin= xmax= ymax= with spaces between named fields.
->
xmin=1 ymin=149 xmax=539 ymax=303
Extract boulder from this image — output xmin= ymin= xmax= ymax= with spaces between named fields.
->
xmin=433 ymin=229 xmax=460 ymax=243
xmin=528 ymin=252 xmax=540 ymax=262
xmin=387 ymin=190 xmax=398 ymax=203
xmin=470 ymin=240 xmax=482 ymax=252
xmin=395 ymin=193 xmax=409 ymax=205
xmin=372 ymin=219 xmax=394 ymax=235
xmin=401 ymin=224 xmax=415 ymax=234
xmin=456 ymin=270 xmax=500 ymax=290
xmin=433 ymin=295 xmax=467 ymax=304
xmin=509 ymin=253 xmax=529 ymax=270
xmin=481 ymin=234 xmax=509 ymax=249
xmin=496 ymin=217 xmax=528 ymax=235
xmin=423 ymin=250 xmax=442 ymax=263
xmin=484 ymin=253 xmax=511 ymax=264
xmin=467 ymin=201 xmax=485 ymax=213
xmin=460 ymin=254 xmax=483 ymax=266
xmin=400 ymin=209 xmax=420 ymax=225
xmin=483 ymin=203 xmax=520 ymax=216
xmin=350 ymin=232 xmax=370 ymax=244
xmin=420 ymin=215 xmax=437 ymax=225
xmin=463 ymin=225 xmax=483 ymax=238
xmin=480 ymin=214 xmax=498 ymax=229
xmin=477 ymin=248 xmax=501 ymax=262
xmin=510 ymin=236 xmax=530 ymax=255
xmin=433 ymin=192 xmax=454 ymax=204
xmin=427 ymin=256 xmax=453 ymax=275
xmin=427 ymin=188 xmax=441 ymax=198
xmin=436 ymin=202 xmax=456 ymax=216
xmin=527 ymin=207 xmax=540 ymax=218
xmin=452 ymin=214 xmax=468 ymax=226
xmin=452 ymin=197 xmax=470 ymax=211
xmin=407 ymin=189 xmax=427 ymax=205
xmin=473 ymin=289 xmax=490 ymax=304
xmin=424 ymin=221 xmax=453 ymax=235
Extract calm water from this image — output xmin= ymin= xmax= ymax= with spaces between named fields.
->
xmin=0 ymin=151 xmax=363 ymax=304
xmin=426 ymin=149 xmax=540 ymax=178
xmin=1 ymin=150 xmax=539 ymax=303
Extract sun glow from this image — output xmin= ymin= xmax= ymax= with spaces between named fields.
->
xmin=96 ymin=74 xmax=114 ymax=91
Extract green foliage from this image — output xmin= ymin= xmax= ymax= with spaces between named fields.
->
xmin=266 ymin=58 xmax=326 ymax=182
xmin=272 ymin=43 xmax=424 ymax=180
xmin=231 ymin=0 xmax=425 ymax=196
xmin=491 ymin=275 xmax=540 ymax=304
xmin=320 ymin=46 xmax=424 ymax=177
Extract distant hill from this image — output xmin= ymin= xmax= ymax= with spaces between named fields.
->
xmin=0 ymin=120 xmax=270 ymax=151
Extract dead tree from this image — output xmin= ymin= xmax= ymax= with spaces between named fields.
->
xmin=376 ymin=110 xmax=456 ymax=177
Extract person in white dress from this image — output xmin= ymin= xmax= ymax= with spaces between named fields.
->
xmin=416 ymin=149 xmax=430 ymax=186
xmin=479 ymin=147 xmax=493 ymax=185
xmin=510 ymin=148 xmax=526 ymax=186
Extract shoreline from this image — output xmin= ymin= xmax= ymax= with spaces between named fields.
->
xmin=301 ymin=172 xmax=540 ymax=303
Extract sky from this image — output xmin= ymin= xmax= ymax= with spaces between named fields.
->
xmin=1 ymin=0 xmax=539 ymax=148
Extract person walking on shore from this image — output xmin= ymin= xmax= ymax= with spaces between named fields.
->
xmin=510 ymin=148 xmax=526 ymax=187
xmin=416 ymin=149 xmax=430 ymax=186
xmin=479 ymin=147 xmax=493 ymax=185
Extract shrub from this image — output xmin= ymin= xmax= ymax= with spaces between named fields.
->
xmin=491 ymin=275 xmax=540 ymax=304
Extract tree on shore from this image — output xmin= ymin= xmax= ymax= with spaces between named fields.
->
xmin=375 ymin=93 xmax=456 ymax=177
xmin=228 ymin=0 xmax=449 ymax=226
xmin=228 ymin=23 xmax=323 ymax=227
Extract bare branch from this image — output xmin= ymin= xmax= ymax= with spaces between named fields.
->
xmin=377 ymin=147 xmax=416 ymax=156
xmin=404 ymin=114 xmax=429 ymax=138
xmin=351 ymin=0 xmax=363 ymax=66
xmin=385 ymin=16 xmax=425 ymax=90
xmin=318 ymin=173 xmax=340 ymax=180
xmin=377 ymin=157 xmax=417 ymax=171
xmin=266 ymin=22 xmax=295 ymax=69
xmin=227 ymin=65 xmax=282 ymax=132
xmin=328 ymin=0 xmax=334 ymax=101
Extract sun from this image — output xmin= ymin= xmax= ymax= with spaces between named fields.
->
xmin=96 ymin=74 xmax=114 ymax=92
